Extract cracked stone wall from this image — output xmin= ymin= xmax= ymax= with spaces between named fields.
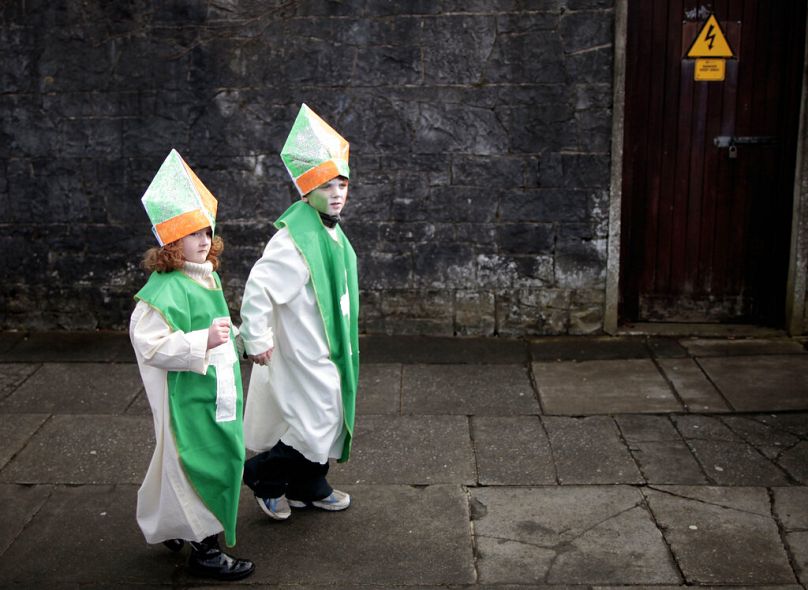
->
xmin=0 ymin=0 xmax=614 ymax=335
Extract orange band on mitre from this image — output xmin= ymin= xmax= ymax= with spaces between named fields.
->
xmin=295 ymin=160 xmax=340 ymax=195
xmin=154 ymin=209 xmax=212 ymax=245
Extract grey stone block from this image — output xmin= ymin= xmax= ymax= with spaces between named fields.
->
xmin=402 ymin=364 xmax=538 ymax=415
xmin=0 ymin=415 xmax=153 ymax=484
xmin=496 ymin=222 xmax=555 ymax=254
xmin=698 ymin=355 xmax=808 ymax=411
xmin=0 ymin=363 xmax=142 ymax=414
xmin=0 ymin=484 xmax=177 ymax=585
xmin=543 ymin=416 xmax=642 ymax=484
xmin=331 ymin=415 xmax=476 ymax=485
xmin=472 ymin=416 xmax=556 ymax=485
xmin=644 ymin=486 xmax=796 ymax=585
xmin=534 ymin=359 xmax=682 ymax=415
xmin=356 ymin=363 xmax=401 ymax=415
xmin=0 ymin=413 xmax=48 ymax=470
xmin=472 ymin=486 xmax=680 ymax=585
xmin=500 ymin=188 xmax=589 ymax=223
xmin=484 ymin=31 xmax=566 ymax=84
xmin=658 ymin=357 xmax=730 ymax=412
xmin=240 ymin=484 xmax=475 ymax=585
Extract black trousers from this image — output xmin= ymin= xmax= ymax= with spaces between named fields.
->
xmin=243 ymin=441 xmax=332 ymax=502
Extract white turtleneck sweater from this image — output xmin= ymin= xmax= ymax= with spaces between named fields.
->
xmin=129 ymin=261 xmax=224 ymax=544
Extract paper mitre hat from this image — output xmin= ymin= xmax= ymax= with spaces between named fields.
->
xmin=281 ymin=103 xmax=350 ymax=196
xmin=140 ymin=149 xmax=218 ymax=246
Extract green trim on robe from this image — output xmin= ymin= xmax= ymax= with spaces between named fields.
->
xmin=135 ymin=270 xmax=245 ymax=547
xmin=275 ymin=200 xmax=360 ymax=462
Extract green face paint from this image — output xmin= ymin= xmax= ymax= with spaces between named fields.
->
xmin=306 ymin=190 xmax=331 ymax=215
xmin=304 ymin=177 xmax=349 ymax=217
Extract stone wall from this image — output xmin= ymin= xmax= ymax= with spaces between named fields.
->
xmin=0 ymin=0 xmax=615 ymax=336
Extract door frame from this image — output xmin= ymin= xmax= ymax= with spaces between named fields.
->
xmin=604 ymin=0 xmax=808 ymax=335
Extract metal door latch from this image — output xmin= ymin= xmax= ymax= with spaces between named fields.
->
xmin=714 ymin=136 xmax=778 ymax=159
xmin=713 ymin=136 xmax=778 ymax=148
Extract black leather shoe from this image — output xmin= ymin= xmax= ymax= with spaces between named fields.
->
xmin=162 ymin=538 xmax=185 ymax=552
xmin=188 ymin=536 xmax=255 ymax=581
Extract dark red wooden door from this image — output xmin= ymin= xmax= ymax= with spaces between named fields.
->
xmin=620 ymin=0 xmax=806 ymax=325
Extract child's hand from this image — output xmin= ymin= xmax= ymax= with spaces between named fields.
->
xmin=207 ymin=318 xmax=231 ymax=350
xmin=248 ymin=348 xmax=273 ymax=366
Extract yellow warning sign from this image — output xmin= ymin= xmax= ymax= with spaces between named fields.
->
xmin=694 ymin=58 xmax=726 ymax=81
xmin=687 ymin=14 xmax=734 ymax=58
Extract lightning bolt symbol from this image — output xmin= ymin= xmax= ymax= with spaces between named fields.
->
xmin=705 ymin=24 xmax=716 ymax=49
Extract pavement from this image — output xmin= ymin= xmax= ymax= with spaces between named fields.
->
xmin=1 ymin=330 xmax=808 ymax=589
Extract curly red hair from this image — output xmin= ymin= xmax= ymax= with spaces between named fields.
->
xmin=142 ymin=235 xmax=224 ymax=273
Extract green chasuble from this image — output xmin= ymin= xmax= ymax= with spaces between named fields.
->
xmin=275 ymin=201 xmax=360 ymax=462
xmin=135 ymin=270 xmax=245 ymax=547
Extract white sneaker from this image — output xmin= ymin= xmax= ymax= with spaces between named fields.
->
xmin=255 ymin=494 xmax=291 ymax=520
xmin=288 ymin=489 xmax=351 ymax=511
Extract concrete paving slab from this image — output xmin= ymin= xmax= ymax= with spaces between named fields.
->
xmin=543 ymin=416 xmax=643 ymax=484
xmin=630 ymin=441 xmax=709 ymax=485
xmin=646 ymin=336 xmax=690 ymax=358
xmin=698 ymin=355 xmax=808 ymax=411
xmin=471 ymin=416 xmax=556 ymax=485
xmin=644 ymin=486 xmax=796 ymax=585
xmin=529 ymin=335 xmax=651 ymax=361
xmin=772 ymin=487 xmax=808 ymax=530
xmin=0 ymin=483 xmax=51 ymax=555
xmin=0 ymin=363 xmax=40 ymax=399
xmin=615 ymin=414 xmax=681 ymax=441
xmin=359 ymin=334 xmax=527 ymax=364
xmin=657 ymin=358 xmax=731 ymax=412
xmin=402 ymin=364 xmax=538 ymax=416
xmin=238 ymin=484 xmax=475 ymax=586
xmin=721 ymin=415 xmax=802 ymax=460
xmin=124 ymin=386 xmax=150 ymax=415
xmin=471 ymin=486 xmax=680 ymax=585
xmin=0 ymin=484 xmax=182 ymax=585
xmin=615 ymin=418 xmax=708 ymax=483
xmin=614 ymin=588 xmax=808 ymax=590
xmin=533 ymin=359 xmax=682 ymax=415
xmin=779 ymin=441 xmax=808 ymax=483
xmin=330 ymin=415 xmax=476 ymax=485
xmin=680 ymin=337 xmax=806 ymax=357
xmin=674 ymin=416 xmax=792 ymax=486
xmin=754 ymin=412 xmax=808 ymax=436
xmin=356 ymin=363 xmax=401 ymax=415
xmin=0 ymin=331 xmax=134 ymax=362
xmin=0 ymin=363 xmax=143 ymax=414
xmin=0 ymin=413 xmax=48 ymax=470
xmin=0 ymin=415 xmax=153 ymax=484
xmin=786 ymin=531 xmax=808 ymax=586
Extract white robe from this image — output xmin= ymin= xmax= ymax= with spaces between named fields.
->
xmin=129 ymin=264 xmax=224 ymax=544
xmin=240 ymin=227 xmax=346 ymax=464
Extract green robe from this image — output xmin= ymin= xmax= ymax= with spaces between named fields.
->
xmin=135 ymin=270 xmax=244 ymax=546
xmin=275 ymin=201 xmax=360 ymax=462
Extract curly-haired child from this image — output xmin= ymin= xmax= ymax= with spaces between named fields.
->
xmin=129 ymin=149 xmax=254 ymax=581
